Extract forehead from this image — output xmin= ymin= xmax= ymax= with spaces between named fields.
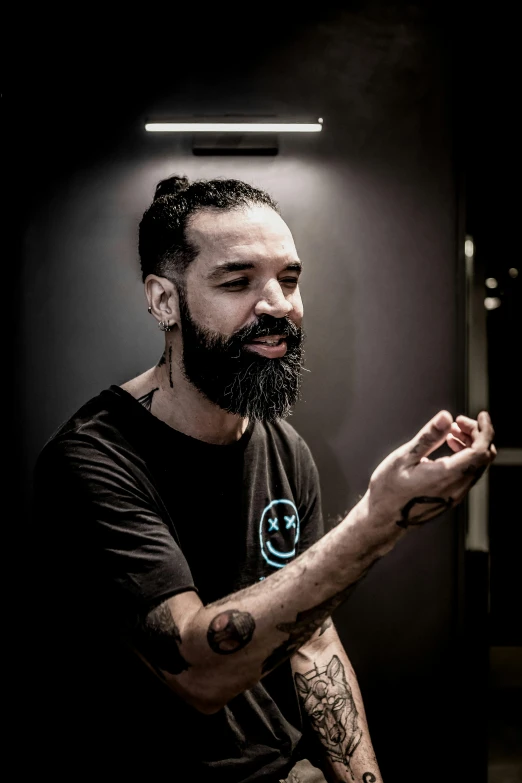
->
xmin=186 ymin=205 xmax=298 ymax=267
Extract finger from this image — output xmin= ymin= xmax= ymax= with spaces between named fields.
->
xmin=447 ymin=434 xmax=467 ymax=453
xmin=405 ymin=410 xmax=453 ymax=464
xmin=450 ymin=422 xmax=473 ymax=447
xmin=455 ymin=415 xmax=478 ymax=435
xmin=444 ymin=431 xmax=494 ymax=474
xmin=477 ymin=410 xmax=495 ymax=448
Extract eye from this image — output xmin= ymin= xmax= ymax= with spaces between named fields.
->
xmin=280 ymin=278 xmax=299 ymax=288
xmin=333 ymin=697 xmax=345 ymax=710
xmin=221 ymin=279 xmax=249 ymax=289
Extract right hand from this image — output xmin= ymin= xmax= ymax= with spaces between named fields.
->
xmin=366 ymin=410 xmax=496 ymax=530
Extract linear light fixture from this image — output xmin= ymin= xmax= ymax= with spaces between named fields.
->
xmin=145 ymin=120 xmax=323 ymax=133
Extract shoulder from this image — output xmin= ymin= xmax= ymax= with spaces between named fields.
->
xmin=258 ymin=419 xmax=316 ymax=468
xmin=35 ymin=387 xmax=133 ymax=475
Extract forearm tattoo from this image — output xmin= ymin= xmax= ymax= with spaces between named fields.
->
xmin=396 ymin=495 xmax=453 ymax=529
xmin=137 ymin=387 xmax=159 ymax=412
xmin=207 ymin=610 xmax=255 ymax=654
xmin=362 ymin=774 xmax=377 ymax=782
xmin=295 ymin=654 xmax=362 ymax=779
xmin=136 ymin=602 xmax=190 ymax=676
xmin=262 ymin=583 xmax=358 ymax=673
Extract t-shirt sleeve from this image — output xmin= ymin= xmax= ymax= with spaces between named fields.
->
xmin=295 ymin=435 xmax=325 ymax=554
xmin=33 ymin=432 xmax=196 ymax=633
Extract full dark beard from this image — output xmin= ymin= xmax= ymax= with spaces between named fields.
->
xmin=178 ymin=289 xmax=305 ymax=422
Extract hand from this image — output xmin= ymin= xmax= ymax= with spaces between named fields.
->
xmin=367 ymin=410 xmax=496 ymax=529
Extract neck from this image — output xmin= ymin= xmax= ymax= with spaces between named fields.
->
xmin=122 ymin=341 xmax=249 ymax=445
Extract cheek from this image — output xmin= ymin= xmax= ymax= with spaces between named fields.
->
xmin=190 ymin=291 xmax=254 ymax=336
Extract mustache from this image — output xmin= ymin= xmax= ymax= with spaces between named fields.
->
xmin=231 ymin=316 xmax=300 ymax=345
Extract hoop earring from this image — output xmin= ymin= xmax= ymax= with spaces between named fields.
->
xmin=158 ymin=320 xmax=172 ymax=332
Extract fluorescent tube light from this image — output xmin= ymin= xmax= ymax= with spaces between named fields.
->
xmin=145 ymin=122 xmax=323 ymax=133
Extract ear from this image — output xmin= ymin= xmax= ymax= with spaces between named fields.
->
xmin=326 ymin=655 xmax=346 ymax=685
xmin=145 ymin=275 xmax=180 ymax=327
xmin=295 ymin=672 xmax=311 ymax=696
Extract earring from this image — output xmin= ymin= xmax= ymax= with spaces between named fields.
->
xmin=147 ymin=306 xmax=152 ymax=314
xmin=158 ymin=320 xmax=172 ymax=332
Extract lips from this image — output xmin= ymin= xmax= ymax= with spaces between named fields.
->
xmin=249 ymin=334 xmax=286 ymax=346
xmin=244 ymin=336 xmax=288 ymax=358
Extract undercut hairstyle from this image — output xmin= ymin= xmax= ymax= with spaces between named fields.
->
xmin=138 ymin=175 xmax=279 ymax=283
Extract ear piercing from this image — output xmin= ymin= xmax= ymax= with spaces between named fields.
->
xmin=158 ymin=320 xmax=173 ymax=332
xmin=147 ymin=306 xmax=152 ymax=314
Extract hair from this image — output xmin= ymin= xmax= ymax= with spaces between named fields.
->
xmin=138 ymin=175 xmax=279 ymax=283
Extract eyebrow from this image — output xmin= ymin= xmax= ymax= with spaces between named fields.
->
xmin=207 ymin=260 xmax=303 ymax=281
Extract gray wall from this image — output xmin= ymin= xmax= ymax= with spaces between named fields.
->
xmin=19 ymin=6 xmax=466 ymax=781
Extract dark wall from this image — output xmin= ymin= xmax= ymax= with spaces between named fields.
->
xmin=15 ymin=4 xmax=468 ymax=781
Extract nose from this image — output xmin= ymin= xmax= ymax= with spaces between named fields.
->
xmin=254 ymin=279 xmax=294 ymax=319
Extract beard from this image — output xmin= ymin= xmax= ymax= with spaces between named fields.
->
xmin=177 ymin=288 xmax=305 ymax=422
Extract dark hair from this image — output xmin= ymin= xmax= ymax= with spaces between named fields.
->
xmin=138 ymin=175 xmax=279 ymax=282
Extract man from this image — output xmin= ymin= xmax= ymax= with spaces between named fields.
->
xmin=33 ymin=175 xmax=495 ymax=781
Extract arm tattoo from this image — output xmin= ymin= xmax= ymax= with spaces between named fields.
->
xmin=137 ymin=387 xmax=159 ymax=412
xmin=396 ymin=496 xmax=453 ymax=529
xmin=362 ymin=774 xmax=377 ymax=782
xmin=262 ymin=583 xmax=357 ymax=673
xmin=136 ymin=601 xmax=190 ymax=676
xmin=295 ymin=655 xmax=362 ymax=779
xmin=207 ymin=610 xmax=255 ymax=654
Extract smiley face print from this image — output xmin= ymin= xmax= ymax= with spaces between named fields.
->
xmin=259 ymin=498 xmax=300 ymax=569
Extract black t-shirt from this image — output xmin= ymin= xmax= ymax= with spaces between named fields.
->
xmin=33 ymin=386 xmax=324 ymax=781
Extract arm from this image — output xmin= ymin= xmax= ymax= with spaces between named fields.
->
xmin=291 ymin=620 xmax=381 ymax=782
xmin=133 ymin=411 xmax=496 ymax=713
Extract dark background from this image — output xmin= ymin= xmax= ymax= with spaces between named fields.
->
xmin=8 ymin=3 xmax=520 ymax=781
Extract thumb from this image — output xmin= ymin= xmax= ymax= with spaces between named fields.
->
xmin=406 ymin=410 xmax=453 ymax=463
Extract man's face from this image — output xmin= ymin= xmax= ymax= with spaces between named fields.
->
xmin=177 ymin=205 xmax=305 ymax=422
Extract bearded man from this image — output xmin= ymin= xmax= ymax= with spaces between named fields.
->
xmin=33 ymin=175 xmax=495 ymax=782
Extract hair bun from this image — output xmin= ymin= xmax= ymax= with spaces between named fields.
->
xmin=154 ymin=175 xmax=190 ymax=200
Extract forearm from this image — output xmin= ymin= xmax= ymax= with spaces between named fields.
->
xmin=176 ymin=491 xmax=401 ymax=710
xmin=291 ymin=624 xmax=382 ymax=783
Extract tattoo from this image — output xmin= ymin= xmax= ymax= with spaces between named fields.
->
xmin=262 ymin=584 xmax=357 ymax=673
xmin=362 ymin=774 xmax=377 ymax=782
xmin=396 ymin=495 xmax=453 ymax=529
xmin=157 ymin=352 xmax=166 ymax=367
xmin=295 ymin=655 xmax=362 ymax=779
xmin=319 ymin=617 xmax=333 ymax=636
xmin=136 ymin=602 xmax=190 ymax=676
xmin=137 ymin=387 xmax=159 ymax=412
xmin=409 ymin=433 xmax=436 ymax=457
xmin=168 ymin=346 xmax=173 ymax=388
xmin=207 ymin=610 xmax=255 ymax=654
xmin=463 ymin=462 xmax=487 ymax=487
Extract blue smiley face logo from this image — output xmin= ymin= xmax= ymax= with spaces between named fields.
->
xmin=259 ymin=498 xmax=300 ymax=569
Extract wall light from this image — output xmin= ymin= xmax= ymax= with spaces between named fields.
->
xmin=144 ymin=117 xmax=324 ymax=155
xmin=145 ymin=121 xmax=323 ymax=133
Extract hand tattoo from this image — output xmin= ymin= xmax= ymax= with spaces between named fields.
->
xmin=396 ymin=496 xmax=453 ymax=529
